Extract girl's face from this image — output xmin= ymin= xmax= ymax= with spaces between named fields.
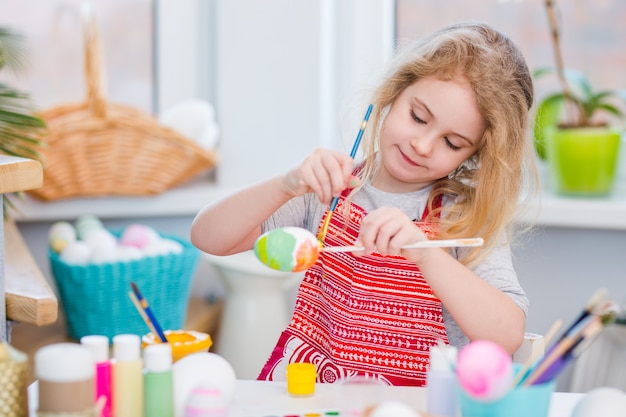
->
xmin=375 ymin=76 xmax=486 ymax=193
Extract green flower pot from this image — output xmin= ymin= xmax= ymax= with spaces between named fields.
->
xmin=546 ymin=127 xmax=622 ymax=196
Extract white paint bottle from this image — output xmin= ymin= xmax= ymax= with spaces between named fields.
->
xmin=112 ymin=334 xmax=143 ymax=417
xmin=426 ymin=344 xmax=459 ymax=417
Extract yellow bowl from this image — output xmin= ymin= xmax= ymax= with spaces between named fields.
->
xmin=142 ymin=330 xmax=213 ymax=362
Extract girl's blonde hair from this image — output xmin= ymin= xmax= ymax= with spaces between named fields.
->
xmin=354 ymin=21 xmax=539 ymax=265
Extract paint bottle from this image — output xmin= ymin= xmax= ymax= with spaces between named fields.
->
xmin=81 ymin=335 xmax=113 ymax=417
xmin=112 ymin=334 xmax=144 ymax=417
xmin=286 ymin=363 xmax=316 ymax=396
xmin=35 ymin=343 xmax=95 ymax=414
xmin=426 ymin=345 xmax=459 ymax=417
xmin=143 ymin=343 xmax=174 ymax=417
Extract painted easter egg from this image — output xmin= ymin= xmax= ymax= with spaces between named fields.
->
xmin=120 ymin=223 xmax=160 ymax=249
xmin=74 ymin=214 xmax=103 ymax=240
xmin=456 ymin=340 xmax=513 ymax=402
xmin=572 ymin=387 xmax=626 ymax=417
xmin=254 ymin=227 xmax=321 ymax=272
xmin=173 ymin=352 xmax=236 ymax=417
xmin=184 ymin=381 xmax=228 ymax=417
xmin=60 ymin=240 xmax=92 ymax=265
xmin=48 ymin=221 xmax=77 ymax=253
xmin=368 ymin=401 xmax=422 ymax=417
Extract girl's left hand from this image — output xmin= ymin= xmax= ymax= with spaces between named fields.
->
xmin=356 ymin=207 xmax=430 ymax=261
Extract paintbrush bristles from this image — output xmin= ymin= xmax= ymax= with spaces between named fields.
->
xmin=557 ymin=288 xmax=609 ymax=343
xmin=317 ymin=212 xmax=333 ymax=243
xmin=130 ymin=281 xmax=140 ymax=296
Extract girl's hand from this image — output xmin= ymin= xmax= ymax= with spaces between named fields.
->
xmin=281 ymin=148 xmax=358 ymax=205
xmin=356 ymin=207 xmax=431 ymax=263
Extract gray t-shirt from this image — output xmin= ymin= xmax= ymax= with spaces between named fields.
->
xmin=263 ymin=182 xmax=528 ymax=348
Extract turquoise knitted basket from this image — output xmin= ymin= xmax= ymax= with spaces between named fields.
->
xmin=49 ymin=232 xmax=199 ymax=342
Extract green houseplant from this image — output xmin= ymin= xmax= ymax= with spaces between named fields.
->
xmin=0 ymin=27 xmax=46 ymax=215
xmin=534 ymin=0 xmax=625 ymax=196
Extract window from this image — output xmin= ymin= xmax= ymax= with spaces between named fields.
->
xmin=0 ymin=0 xmax=155 ymax=113
xmin=395 ymin=0 xmax=626 ymax=98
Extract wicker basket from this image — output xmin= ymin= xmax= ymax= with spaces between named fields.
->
xmin=49 ymin=232 xmax=200 ymax=341
xmin=28 ymin=10 xmax=217 ymax=201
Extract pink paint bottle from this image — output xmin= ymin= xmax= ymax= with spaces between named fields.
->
xmin=81 ymin=335 xmax=113 ymax=417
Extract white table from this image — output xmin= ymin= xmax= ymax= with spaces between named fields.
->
xmin=29 ymin=379 xmax=585 ymax=417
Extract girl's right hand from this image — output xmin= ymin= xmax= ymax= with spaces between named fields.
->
xmin=281 ymin=148 xmax=358 ymax=206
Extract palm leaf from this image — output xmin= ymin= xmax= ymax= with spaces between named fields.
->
xmin=0 ymin=84 xmax=46 ymax=158
xmin=0 ymin=26 xmax=46 ymax=219
xmin=0 ymin=27 xmax=28 ymax=74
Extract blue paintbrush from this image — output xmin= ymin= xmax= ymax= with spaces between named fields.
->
xmin=130 ymin=281 xmax=168 ymax=343
xmin=317 ymin=103 xmax=373 ymax=242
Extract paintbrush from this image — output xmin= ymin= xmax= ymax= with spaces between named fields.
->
xmin=511 ymin=318 xmax=563 ymax=388
xmin=557 ymin=288 xmax=608 ymax=341
xmin=317 ymin=103 xmax=374 ymax=242
xmin=564 ymin=299 xmax=622 ymax=361
xmin=128 ymin=291 xmax=161 ymax=341
xmin=130 ymin=282 xmax=168 ymax=343
xmin=321 ymin=237 xmax=484 ymax=253
xmin=522 ymin=315 xmax=603 ymax=386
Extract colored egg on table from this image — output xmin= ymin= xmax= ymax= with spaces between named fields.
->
xmin=253 ymin=227 xmax=321 ymax=272
xmin=572 ymin=387 xmax=626 ymax=417
xmin=184 ymin=381 xmax=228 ymax=417
xmin=368 ymin=400 xmax=422 ymax=417
xmin=173 ymin=352 xmax=236 ymax=417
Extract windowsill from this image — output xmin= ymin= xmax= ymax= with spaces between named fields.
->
xmin=12 ymin=170 xmax=626 ymax=231
xmin=532 ymin=161 xmax=626 ymax=231
xmin=534 ymin=187 xmax=626 ymax=230
xmin=11 ymin=176 xmax=232 ymax=222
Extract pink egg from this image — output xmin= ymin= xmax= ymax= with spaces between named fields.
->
xmin=184 ymin=381 xmax=228 ymax=417
xmin=456 ymin=340 xmax=513 ymax=402
xmin=120 ymin=224 xmax=159 ymax=249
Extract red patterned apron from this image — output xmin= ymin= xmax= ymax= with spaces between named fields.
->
xmin=258 ymin=192 xmax=448 ymax=386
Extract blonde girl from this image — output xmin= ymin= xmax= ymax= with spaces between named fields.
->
xmin=191 ymin=21 xmax=539 ymax=386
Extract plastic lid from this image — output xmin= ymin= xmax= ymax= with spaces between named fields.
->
xmin=142 ymin=330 xmax=213 ymax=362
xmin=144 ymin=343 xmax=172 ymax=372
xmin=35 ymin=343 xmax=94 ymax=382
xmin=80 ymin=335 xmax=110 ymax=363
xmin=113 ymin=334 xmax=141 ymax=362
xmin=429 ymin=345 xmax=458 ymax=372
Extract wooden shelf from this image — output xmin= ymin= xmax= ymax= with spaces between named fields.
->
xmin=4 ymin=220 xmax=58 ymax=326
xmin=0 ymin=156 xmax=43 ymax=194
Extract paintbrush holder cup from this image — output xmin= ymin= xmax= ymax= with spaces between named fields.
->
xmin=458 ymin=379 xmax=555 ymax=417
